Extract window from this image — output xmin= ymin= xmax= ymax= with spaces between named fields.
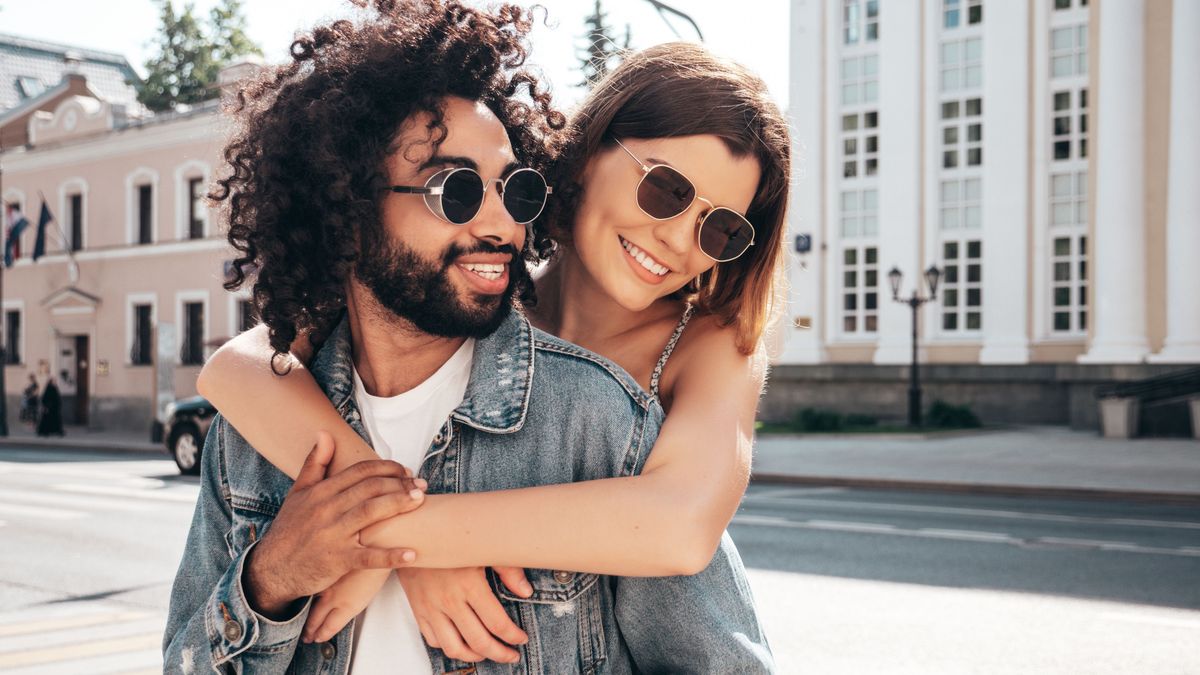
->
xmin=1051 ymin=235 xmax=1087 ymax=333
xmin=1050 ymin=25 xmax=1087 ymax=78
xmin=4 ymin=309 xmax=20 ymax=365
xmin=1052 ymin=89 xmax=1088 ymax=161
xmin=841 ymin=55 xmax=879 ymax=106
xmin=131 ymin=304 xmax=153 ymax=365
xmin=181 ymin=301 xmax=206 ymax=365
xmin=941 ymin=38 xmax=982 ymax=92
xmin=941 ymin=97 xmax=983 ymax=168
xmin=1054 ymin=0 xmax=1087 ymax=10
xmin=944 ymin=0 xmax=982 ymax=29
xmin=940 ymin=178 xmax=982 ymax=230
xmin=941 ymin=239 xmax=983 ymax=332
xmin=238 ymin=299 xmax=258 ymax=333
xmin=16 ymin=76 xmax=44 ymax=100
xmin=137 ymin=184 xmax=153 ymax=245
xmin=843 ymin=0 xmax=880 ymax=45
xmin=69 ymin=193 xmax=83 ymax=252
xmin=841 ymin=247 xmax=879 ymax=334
xmin=188 ymin=178 xmax=206 ymax=239
xmin=842 ymin=111 xmax=880 ymax=178
xmin=1050 ymin=171 xmax=1086 ymax=228
xmin=840 ymin=189 xmax=879 ymax=238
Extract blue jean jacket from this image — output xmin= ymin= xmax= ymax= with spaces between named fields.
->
xmin=163 ymin=310 xmax=774 ymax=674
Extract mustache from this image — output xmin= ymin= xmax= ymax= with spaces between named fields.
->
xmin=442 ymin=241 xmax=520 ymax=266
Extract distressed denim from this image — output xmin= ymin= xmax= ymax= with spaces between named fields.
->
xmin=163 ymin=310 xmax=774 ymax=674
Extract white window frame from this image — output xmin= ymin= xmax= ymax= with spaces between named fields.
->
xmin=3 ymin=188 xmax=27 ymax=261
xmin=1050 ymin=24 xmax=1087 ymax=79
xmin=175 ymin=290 xmax=210 ymax=366
xmin=840 ymin=54 xmax=879 ymax=106
xmin=940 ymin=37 xmax=983 ymax=92
xmin=842 ymin=0 xmax=880 ymax=46
xmin=125 ymin=167 xmax=160 ymax=246
xmin=1049 ymin=233 xmax=1088 ymax=335
xmin=839 ymin=245 xmax=880 ymax=338
xmin=126 ymin=293 xmax=158 ymax=366
xmin=175 ymin=160 xmax=212 ymax=241
xmin=227 ymin=289 xmax=255 ymax=338
xmin=940 ymin=177 xmax=982 ymax=231
xmin=2 ymin=299 xmax=25 ymax=366
xmin=58 ymin=177 xmax=88 ymax=252
xmin=943 ymin=0 xmax=983 ymax=31
xmin=938 ymin=238 xmax=984 ymax=335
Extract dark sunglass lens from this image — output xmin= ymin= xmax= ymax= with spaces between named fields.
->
xmin=441 ymin=170 xmax=484 ymax=224
xmin=699 ymin=209 xmax=754 ymax=261
xmin=638 ymin=166 xmax=695 ymax=219
xmin=502 ymin=169 xmax=548 ymax=224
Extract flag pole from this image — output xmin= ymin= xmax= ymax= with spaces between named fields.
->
xmin=36 ymin=190 xmax=78 ymax=282
xmin=0 ymin=142 xmax=9 ymax=436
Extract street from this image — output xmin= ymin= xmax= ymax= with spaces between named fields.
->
xmin=1 ymin=447 xmax=1198 ymax=674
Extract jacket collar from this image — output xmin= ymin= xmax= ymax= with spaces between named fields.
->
xmin=310 ymin=308 xmax=534 ymax=435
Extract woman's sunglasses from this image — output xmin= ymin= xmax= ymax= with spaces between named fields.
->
xmin=389 ymin=167 xmax=552 ymax=225
xmin=613 ymin=138 xmax=756 ymax=263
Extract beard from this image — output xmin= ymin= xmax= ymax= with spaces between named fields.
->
xmin=354 ymin=231 xmax=527 ymax=339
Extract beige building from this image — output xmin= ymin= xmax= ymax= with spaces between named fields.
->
xmin=765 ymin=0 xmax=1198 ymax=429
xmin=1 ymin=36 xmax=250 ymax=432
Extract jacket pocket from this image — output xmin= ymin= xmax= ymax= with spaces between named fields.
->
xmin=489 ymin=569 xmax=608 ymax=675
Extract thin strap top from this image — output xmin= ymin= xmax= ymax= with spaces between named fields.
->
xmin=649 ymin=304 xmax=696 ymax=398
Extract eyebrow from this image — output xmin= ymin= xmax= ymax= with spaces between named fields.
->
xmin=418 ymin=156 xmax=523 ymax=178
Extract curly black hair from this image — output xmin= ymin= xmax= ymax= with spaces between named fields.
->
xmin=214 ymin=0 xmax=564 ymax=370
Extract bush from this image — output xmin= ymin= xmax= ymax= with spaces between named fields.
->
xmin=795 ymin=408 xmax=843 ymax=432
xmin=845 ymin=414 xmax=878 ymax=428
xmin=927 ymin=400 xmax=982 ymax=428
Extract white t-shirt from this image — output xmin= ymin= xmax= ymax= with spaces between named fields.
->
xmin=348 ymin=339 xmax=475 ymax=675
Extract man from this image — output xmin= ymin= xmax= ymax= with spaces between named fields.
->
xmin=164 ymin=2 xmax=770 ymax=673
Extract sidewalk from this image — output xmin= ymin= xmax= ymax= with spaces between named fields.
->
xmin=2 ymin=424 xmax=1198 ymax=503
xmin=752 ymin=425 xmax=1200 ymax=503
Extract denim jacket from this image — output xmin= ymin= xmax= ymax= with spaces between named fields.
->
xmin=163 ymin=310 xmax=774 ymax=674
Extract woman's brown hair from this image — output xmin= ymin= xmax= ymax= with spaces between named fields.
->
xmin=538 ymin=42 xmax=791 ymax=354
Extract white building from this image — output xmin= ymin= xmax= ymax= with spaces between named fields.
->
xmin=765 ymin=0 xmax=1198 ymax=429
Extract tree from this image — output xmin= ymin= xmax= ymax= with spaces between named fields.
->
xmin=138 ymin=0 xmax=262 ymax=112
xmin=576 ymin=0 xmax=631 ymax=89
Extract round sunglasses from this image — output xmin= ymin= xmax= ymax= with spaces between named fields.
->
xmin=389 ymin=167 xmax=552 ymax=225
xmin=613 ymin=138 xmax=756 ymax=263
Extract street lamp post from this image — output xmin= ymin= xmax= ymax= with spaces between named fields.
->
xmin=888 ymin=264 xmax=942 ymax=428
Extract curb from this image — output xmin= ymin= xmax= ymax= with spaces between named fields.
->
xmin=750 ymin=472 xmax=1200 ymax=505
xmin=0 ymin=437 xmax=162 ymax=455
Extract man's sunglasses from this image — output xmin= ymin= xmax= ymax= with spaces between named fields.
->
xmin=613 ymin=138 xmax=756 ymax=263
xmin=389 ymin=167 xmax=552 ymax=225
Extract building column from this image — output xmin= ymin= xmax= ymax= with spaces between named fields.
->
xmin=777 ymin=0 xmax=827 ymax=364
xmin=1149 ymin=0 xmax=1200 ymax=363
xmin=979 ymin=1 xmax=1030 ymax=363
xmin=872 ymin=0 xmax=923 ymax=364
xmin=1079 ymin=0 xmax=1149 ymax=364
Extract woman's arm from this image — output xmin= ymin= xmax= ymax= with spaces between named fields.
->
xmin=199 ymin=321 xmax=763 ymax=576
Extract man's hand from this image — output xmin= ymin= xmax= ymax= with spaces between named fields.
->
xmin=243 ymin=431 xmax=426 ymax=618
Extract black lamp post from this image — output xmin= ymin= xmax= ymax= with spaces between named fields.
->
xmin=888 ymin=264 xmax=942 ymax=428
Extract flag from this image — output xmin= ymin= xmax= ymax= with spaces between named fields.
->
xmin=32 ymin=201 xmax=53 ymax=261
xmin=4 ymin=204 xmax=29 ymax=268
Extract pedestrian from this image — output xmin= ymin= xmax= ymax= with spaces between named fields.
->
xmin=167 ymin=1 xmax=785 ymax=672
xmin=19 ymin=374 xmax=38 ymax=427
xmin=36 ymin=376 xmax=63 ymax=437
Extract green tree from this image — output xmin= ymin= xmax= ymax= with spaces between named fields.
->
xmin=138 ymin=0 xmax=262 ymax=112
xmin=576 ymin=0 xmax=631 ymax=89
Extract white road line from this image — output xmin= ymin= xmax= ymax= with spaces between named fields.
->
xmin=0 ymin=488 xmax=152 ymax=513
xmin=0 ymin=502 xmax=86 ymax=520
xmin=917 ymin=528 xmax=1016 ymax=542
xmin=739 ymin=495 xmax=1200 ymax=530
xmin=1100 ymin=612 xmax=1200 ymax=630
xmin=51 ymin=483 xmax=198 ymax=504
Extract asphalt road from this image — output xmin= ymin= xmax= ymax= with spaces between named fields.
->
xmin=1 ymin=447 xmax=1198 ymax=673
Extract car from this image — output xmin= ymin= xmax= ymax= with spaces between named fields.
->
xmin=162 ymin=396 xmax=215 ymax=475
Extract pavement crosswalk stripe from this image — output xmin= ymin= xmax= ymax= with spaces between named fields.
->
xmin=0 ymin=633 xmax=160 ymax=668
xmin=4 ymin=647 xmax=162 ymax=675
xmin=0 ymin=487 xmax=153 ymax=513
xmin=0 ymin=610 xmax=150 ymax=637
xmin=51 ymin=483 xmax=198 ymax=504
xmin=0 ymin=502 xmax=86 ymax=520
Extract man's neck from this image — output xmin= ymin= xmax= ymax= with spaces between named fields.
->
xmin=345 ymin=280 xmax=468 ymax=398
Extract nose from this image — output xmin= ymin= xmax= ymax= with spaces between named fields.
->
xmin=651 ymin=198 xmax=706 ymax=257
xmin=466 ymin=180 xmax=523 ymax=250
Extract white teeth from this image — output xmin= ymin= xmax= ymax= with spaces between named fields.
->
xmin=461 ymin=263 xmax=505 ymax=281
xmin=620 ymin=237 xmax=669 ymax=277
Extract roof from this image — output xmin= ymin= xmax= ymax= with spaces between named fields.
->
xmin=0 ymin=32 xmax=143 ymax=114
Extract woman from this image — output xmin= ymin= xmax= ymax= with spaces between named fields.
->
xmin=200 ymin=41 xmax=789 ymax=664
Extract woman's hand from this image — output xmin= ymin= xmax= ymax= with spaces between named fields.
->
xmin=397 ymin=566 xmax=533 ymax=664
xmin=303 ymin=568 xmax=391 ymax=643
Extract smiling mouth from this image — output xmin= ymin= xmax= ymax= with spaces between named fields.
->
xmin=619 ymin=236 xmax=670 ymax=277
xmin=457 ymin=262 xmax=506 ymax=281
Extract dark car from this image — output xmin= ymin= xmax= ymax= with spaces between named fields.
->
xmin=162 ymin=396 xmax=216 ymax=475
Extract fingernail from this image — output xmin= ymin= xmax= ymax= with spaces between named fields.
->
xmin=402 ymin=550 xmax=416 ymax=562
xmin=409 ymin=489 xmax=424 ymax=500
xmin=414 ymin=478 xmax=428 ymax=489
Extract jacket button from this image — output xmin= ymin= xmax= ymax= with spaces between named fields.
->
xmin=320 ymin=641 xmax=337 ymax=660
xmin=223 ymin=620 xmax=243 ymax=641
xmin=552 ymin=570 xmax=575 ymax=584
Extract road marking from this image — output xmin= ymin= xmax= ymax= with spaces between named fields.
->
xmin=51 ymin=483 xmax=198 ymax=504
xmin=0 ymin=610 xmax=150 ymax=637
xmin=0 ymin=487 xmax=152 ymax=513
xmin=739 ymin=495 xmax=1200 ymax=530
xmin=1100 ymin=612 xmax=1200 ymax=630
xmin=0 ymin=501 xmax=86 ymax=520
xmin=731 ymin=514 xmax=1200 ymax=557
xmin=0 ymin=633 xmax=160 ymax=668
